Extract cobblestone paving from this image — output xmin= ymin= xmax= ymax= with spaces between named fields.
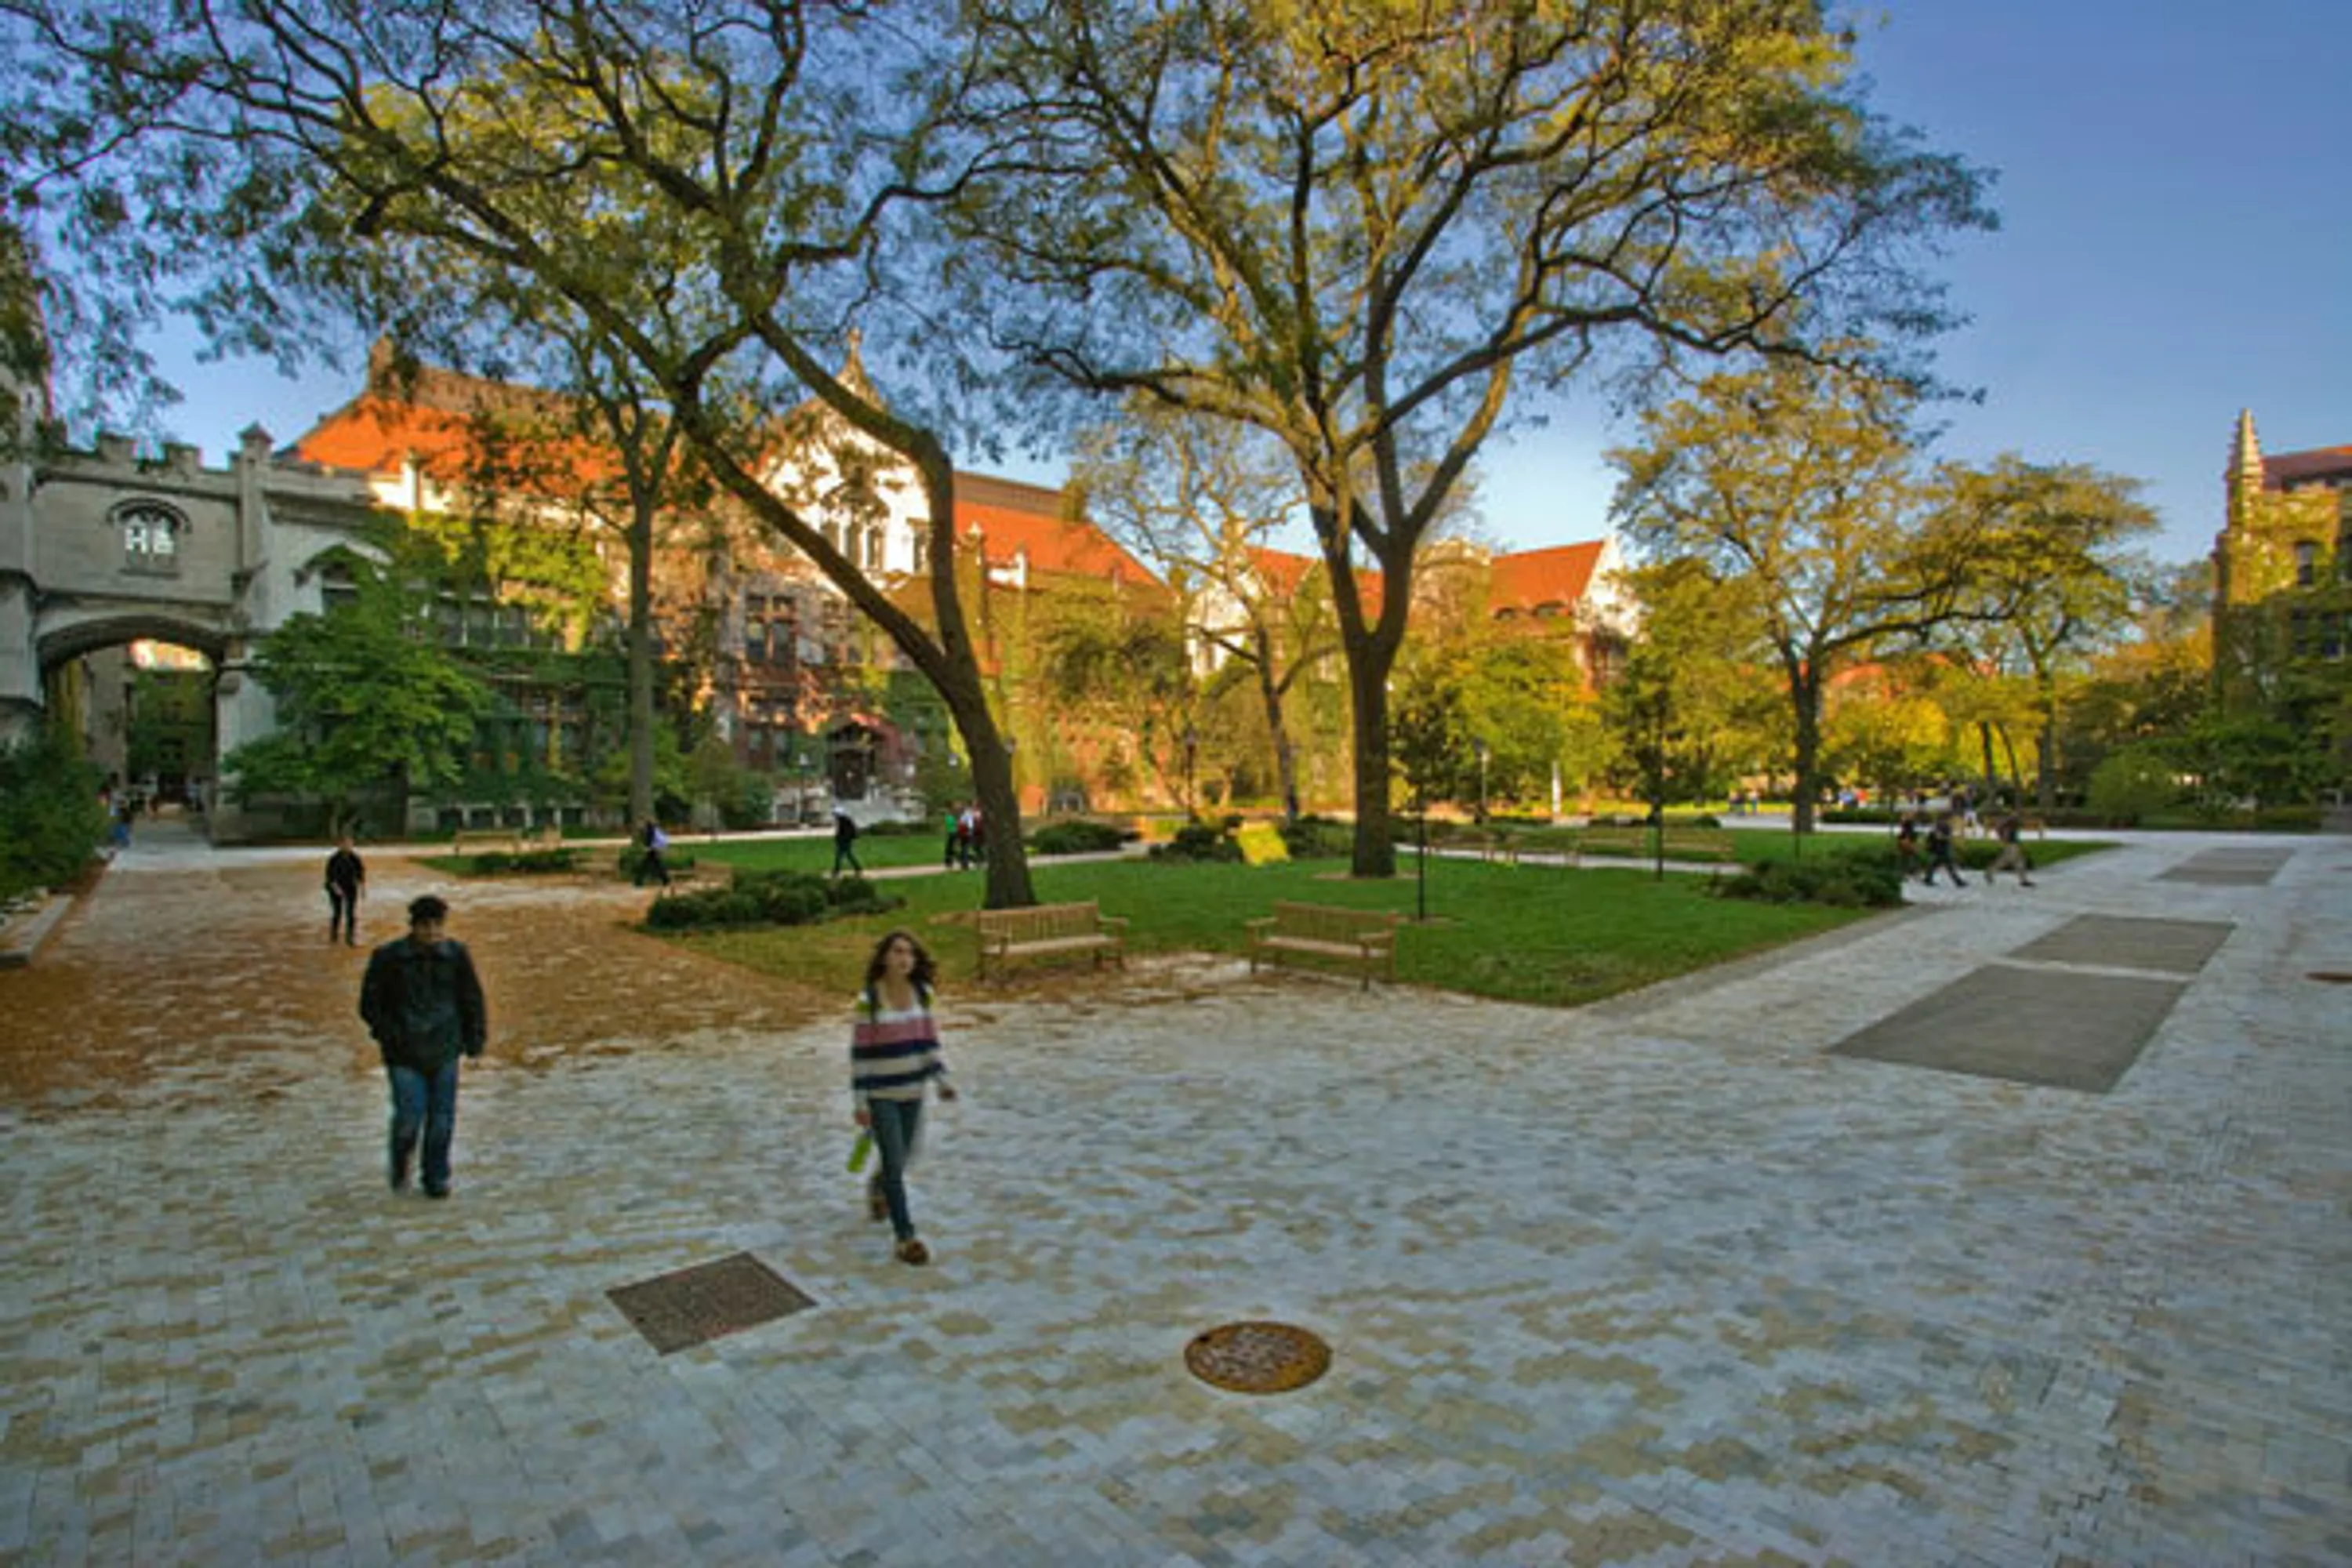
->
xmin=2 ymin=826 xmax=2347 ymax=1566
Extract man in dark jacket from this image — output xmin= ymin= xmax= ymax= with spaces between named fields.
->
xmin=324 ymin=834 xmax=366 ymax=945
xmin=359 ymin=895 xmax=488 ymax=1198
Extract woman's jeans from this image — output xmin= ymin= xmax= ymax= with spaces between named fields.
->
xmin=866 ymin=1098 xmax=925 ymax=1241
xmin=387 ymin=1060 xmax=461 ymax=1192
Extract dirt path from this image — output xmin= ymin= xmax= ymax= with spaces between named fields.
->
xmin=0 ymin=824 xmax=831 ymax=1111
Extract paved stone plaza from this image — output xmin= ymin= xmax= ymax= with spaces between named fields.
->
xmin=2 ymin=825 xmax=2347 ymax=1565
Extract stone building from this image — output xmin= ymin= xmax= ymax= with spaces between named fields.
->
xmin=2212 ymin=412 xmax=2352 ymax=763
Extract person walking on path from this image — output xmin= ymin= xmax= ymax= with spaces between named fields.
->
xmin=634 ymin=819 xmax=672 ymax=887
xmin=851 ymin=929 xmax=957 ymax=1266
xmin=1921 ymin=811 xmax=1969 ymax=887
xmin=325 ymin=834 xmax=367 ymax=946
xmin=359 ymin=895 xmax=488 ymax=1200
xmin=942 ymin=802 xmax=964 ymax=870
xmin=1893 ymin=812 xmax=1922 ymax=881
xmin=831 ymin=804 xmax=863 ymax=877
xmin=1987 ymin=811 xmax=2037 ymax=887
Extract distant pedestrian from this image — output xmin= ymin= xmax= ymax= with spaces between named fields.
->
xmin=831 ymin=805 xmax=863 ymax=877
xmin=1987 ymin=811 xmax=2037 ymax=887
xmin=325 ymin=834 xmax=367 ymax=946
xmin=109 ymin=800 xmax=133 ymax=851
xmin=942 ymin=803 xmax=963 ymax=870
xmin=1921 ymin=812 xmax=1969 ymax=887
xmin=962 ymin=804 xmax=985 ymax=869
xmin=851 ymin=928 xmax=958 ymax=1266
xmin=634 ymin=819 xmax=671 ymax=887
xmin=359 ymin=895 xmax=488 ymax=1200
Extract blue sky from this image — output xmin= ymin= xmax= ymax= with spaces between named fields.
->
xmin=141 ymin=0 xmax=2350 ymax=567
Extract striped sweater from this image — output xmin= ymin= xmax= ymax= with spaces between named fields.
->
xmin=851 ymin=985 xmax=947 ymax=1105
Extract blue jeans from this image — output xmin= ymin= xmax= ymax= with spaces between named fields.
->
xmin=387 ymin=1059 xmax=461 ymax=1192
xmin=866 ymin=1098 xmax=924 ymax=1241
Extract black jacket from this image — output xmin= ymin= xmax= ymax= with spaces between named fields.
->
xmin=360 ymin=937 xmax=488 ymax=1071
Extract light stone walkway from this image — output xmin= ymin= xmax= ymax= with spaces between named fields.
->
xmin=2 ymin=826 xmax=2347 ymax=1566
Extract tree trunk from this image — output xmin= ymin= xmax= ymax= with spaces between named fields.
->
xmin=626 ymin=495 xmax=657 ymax=828
xmin=1347 ymin=648 xmax=1397 ymax=877
xmin=2034 ymin=675 xmax=2060 ymax=813
xmin=1253 ymin=626 xmax=1301 ymax=824
xmin=1997 ymin=724 xmax=2024 ymax=796
xmin=1977 ymin=720 xmax=1997 ymax=794
xmin=1789 ymin=673 xmax=1824 ymax=837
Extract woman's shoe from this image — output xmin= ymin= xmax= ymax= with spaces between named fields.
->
xmin=895 ymin=1238 xmax=930 ymax=1266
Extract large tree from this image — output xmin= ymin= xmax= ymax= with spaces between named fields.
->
xmin=956 ymin=0 xmax=1989 ymax=874
xmin=1934 ymin=456 xmax=2158 ymax=809
xmin=1069 ymin=403 xmax=1340 ymax=822
xmin=1610 ymin=358 xmax=1996 ymax=833
xmin=223 ymin=552 xmax=491 ymax=834
xmin=2 ymin=0 xmax=1047 ymax=904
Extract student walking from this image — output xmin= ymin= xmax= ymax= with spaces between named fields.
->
xmin=1920 ymin=811 xmax=1969 ymax=887
xmin=359 ymin=896 xmax=488 ymax=1200
xmin=831 ymin=805 xmax=863 ymax=877
xmin=851 ymin=929 xmax=957 ymax=1266
xmin=325 ymin=834 xmax=367 ymax=946
xmin=634 ymin=819 xmax=672 ymax=887
xmin=1987 ymin=811 xmax=2037 ymax=887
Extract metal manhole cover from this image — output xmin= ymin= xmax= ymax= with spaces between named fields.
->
xmin=607 ymin=1251 xmax=815 ymax=1355
xmin=2309 ymin=972 xmax=2352 ymax=985
xmin=1185 ymin=1321 xmax=1330 ymax=1394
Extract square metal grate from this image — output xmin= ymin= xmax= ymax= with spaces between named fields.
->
xmin=1830 ymin=964 xmax=2185 ymax=1093
xmin=607 ymin=1251 xmax=815 ymax=1354
xmin=2005 ymin=915 xmax=2234 ymax=975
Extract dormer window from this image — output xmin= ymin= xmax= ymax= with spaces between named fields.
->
xmin=117 ymin=503 xmax=184 ymax=574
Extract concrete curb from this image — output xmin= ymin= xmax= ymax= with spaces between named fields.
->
xmin=0 ymin=890 xmax=79 ymax=968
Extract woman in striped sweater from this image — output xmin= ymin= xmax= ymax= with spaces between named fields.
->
xmin=852 ymin=929 xmax=958 ymax=1265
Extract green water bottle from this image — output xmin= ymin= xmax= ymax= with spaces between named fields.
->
xmin=847 ymin=1130 xmax=873 ymax=1174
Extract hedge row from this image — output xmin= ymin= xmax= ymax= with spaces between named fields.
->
xmin=641 ymin=869 xmax=901 ymax=931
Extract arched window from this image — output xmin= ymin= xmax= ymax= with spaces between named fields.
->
xmin=115 ymin=502 xmax=185 ymax=575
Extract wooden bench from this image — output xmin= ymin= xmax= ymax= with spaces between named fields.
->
xmin=975 ymin=900 xmax=1128 ymax=981
xmin=1577 ymin=824 xmax=1737 ymax=863
xmin=1577 ymin=823 xmax=1650 ymax=859
xmin=1244 ymin=902 xmax=1403 ymax=990
xmin=452 ymin=828 xmax=517 ymax=856
xmin=1659 ymin=826 xmax=1737 ymax=862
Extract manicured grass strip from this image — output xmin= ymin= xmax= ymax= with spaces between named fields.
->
xmin=697 ymin=830 xmax=971 ymax=876
xmin=663 ymin=855 xmax=1871 ymax=1010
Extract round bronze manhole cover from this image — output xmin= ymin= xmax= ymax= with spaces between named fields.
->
xmin=1184 ymin=1321 xmax=1330 ymax=1394
xmin=2308 ymin=971 xmax=2352 ymax=985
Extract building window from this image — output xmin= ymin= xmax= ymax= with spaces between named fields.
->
xmin=117 ymin=503 xmax=184 ymax=574
xmin=2293 ymin=540 xmax=2318 ymax=586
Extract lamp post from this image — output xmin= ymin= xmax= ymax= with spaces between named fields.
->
xmin=1182 ymin=724 xmax=1198 ymax=820
xmin=1474 ymin=737 xmax=1490 ymax=824
xmin=1416 ymin=779 xmax=1428 ymax=923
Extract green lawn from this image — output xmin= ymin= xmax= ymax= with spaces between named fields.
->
xmin=1495 ymin=823 xmax=2115 ymax=872
xmin=667 ymin=852 xmax=1878 ymax=1009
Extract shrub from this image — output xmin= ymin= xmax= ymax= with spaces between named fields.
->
xmin=2085 ymin=747 xmax=2181 ymax=826
xmin=642 ymin=866 xmax=901 ymax=930
xmin=2252 ymin=804 xmax=2323 ymax=831
xmin=460 ymin=848 xmax=579 ymax=876
xmin=1149 ymin=823 xmax=1243 ymax=862
xmin=0 ymin=731 xmax=108 ymax=902
xmin=822 ymin=874 xmax=901 ymax=915
xmin=1715 ymin=846 xmax=1904 ymax=908
xmin=1276 ymin=814 xmax=1353 ymax=858
xmin=1028 ymin=818 xmax=1129 ymax=856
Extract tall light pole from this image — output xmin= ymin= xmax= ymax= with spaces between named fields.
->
xmin=1474 ymin=737 xmax=1490 ymax=824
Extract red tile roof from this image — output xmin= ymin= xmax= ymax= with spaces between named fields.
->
xmin=1489 ymin=541 xmax=1606 ymax=614
xmin=2263 ymin=447 xmax=2352 ymax=490
xmin=955 ymin=478 xmax=1154 ymax=583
